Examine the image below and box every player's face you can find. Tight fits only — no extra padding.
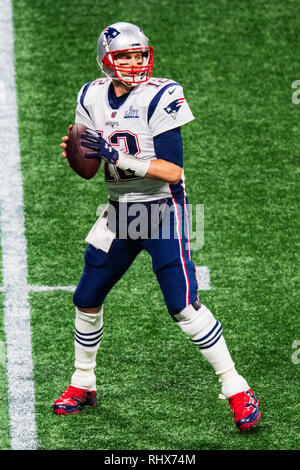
[113,51,144,78]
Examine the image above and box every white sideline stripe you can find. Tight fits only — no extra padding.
[0,0,37,450]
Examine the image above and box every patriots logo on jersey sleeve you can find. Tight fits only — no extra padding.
[164,98,186,120]
[104,27,121,45]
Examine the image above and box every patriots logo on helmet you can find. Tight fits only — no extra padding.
[104,27,120,46]
[164,98,185,120]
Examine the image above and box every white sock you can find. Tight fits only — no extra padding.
[199,334,235,375]
[219,367,250,398]
[71,307,103,390]
[174,303,249,397]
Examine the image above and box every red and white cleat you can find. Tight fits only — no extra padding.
[229,388,261,431]
[53,385,97,415]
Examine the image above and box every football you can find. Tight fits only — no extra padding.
[66,123,101,180]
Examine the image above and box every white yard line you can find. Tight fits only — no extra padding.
[0,269,211,293]
[0,286,76,292]
[195,266,212,290]
[28,285,76,292]
[0,0,37,450]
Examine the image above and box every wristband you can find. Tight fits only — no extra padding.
[116,154,150,178]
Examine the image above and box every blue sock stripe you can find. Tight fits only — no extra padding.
[75,336,102,348]
[197,324,223,347]
[197,330,223,350]
[75,331,103,343]
[191,321,220,344]
[75,326,103,337]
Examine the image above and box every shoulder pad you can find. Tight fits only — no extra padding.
[77,78,109,101]
[90,78,110,87]
[146,80,183,124]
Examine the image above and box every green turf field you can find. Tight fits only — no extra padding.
[0,0,299,450]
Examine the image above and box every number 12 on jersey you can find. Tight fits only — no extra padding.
[96,129,142,182]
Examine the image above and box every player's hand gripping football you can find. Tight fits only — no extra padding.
[80,130,119,164]
[60,124,73,159]
[60,125,118,164]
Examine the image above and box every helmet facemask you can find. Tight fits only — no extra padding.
[99,47,153,86]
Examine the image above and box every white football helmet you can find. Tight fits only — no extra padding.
[97,22,153,86]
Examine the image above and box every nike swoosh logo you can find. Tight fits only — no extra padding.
[168,88,175,94]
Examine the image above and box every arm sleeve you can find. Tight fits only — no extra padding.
[153,127,183,168]
[75,81,94,129]
[148,84,194,137]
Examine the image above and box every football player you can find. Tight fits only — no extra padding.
[54,22,261,432]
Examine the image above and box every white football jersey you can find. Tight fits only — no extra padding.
[75,77,194,202]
